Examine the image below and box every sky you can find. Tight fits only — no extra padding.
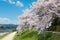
[0,0,37,24]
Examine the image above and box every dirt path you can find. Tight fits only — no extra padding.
[1,32,16,40]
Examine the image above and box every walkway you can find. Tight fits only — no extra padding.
[1,32,16,40]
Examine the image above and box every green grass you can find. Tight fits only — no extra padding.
[13,30,60,40]
[0,32,12,39]
[13,30,38,40]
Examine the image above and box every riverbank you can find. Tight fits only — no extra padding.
[13,30,60,40]
[1,32,16,40]
[0,32,12,39]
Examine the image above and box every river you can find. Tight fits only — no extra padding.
[0,29,13,33]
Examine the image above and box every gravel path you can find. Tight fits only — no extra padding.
[1,32,16,40]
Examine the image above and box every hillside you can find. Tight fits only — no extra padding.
[13,30,60,40]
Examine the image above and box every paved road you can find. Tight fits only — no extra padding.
[1,32,16,40]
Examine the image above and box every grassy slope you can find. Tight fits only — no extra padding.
[13,30,38,40]
[13,30,60,40]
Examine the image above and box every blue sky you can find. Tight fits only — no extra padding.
[0,0,37,24]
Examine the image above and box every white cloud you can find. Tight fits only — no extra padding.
[3,0,24,7]
[0,18,18,24]
[8,0,24,7]
[8,0,15,4]
[16,1,24,7]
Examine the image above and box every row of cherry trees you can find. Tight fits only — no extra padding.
[17,0,60,33]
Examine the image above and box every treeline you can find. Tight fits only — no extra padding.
[0,24,18,30]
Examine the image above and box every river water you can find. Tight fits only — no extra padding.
[0,29,13,33]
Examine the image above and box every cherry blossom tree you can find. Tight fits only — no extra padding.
[17,0,60,33]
